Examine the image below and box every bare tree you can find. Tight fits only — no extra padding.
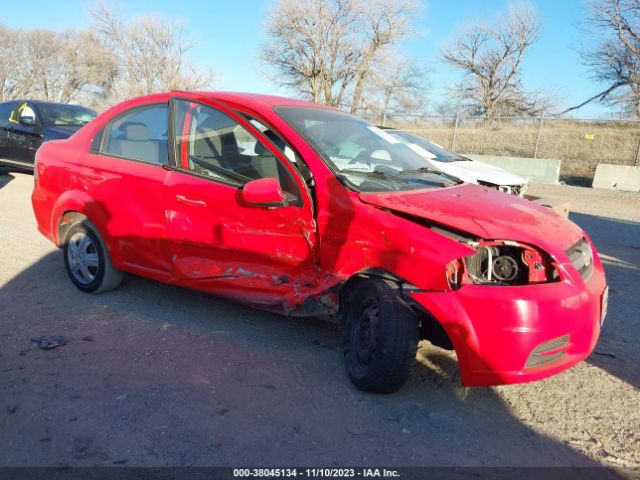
[0,5,211,109]
[562,0,640,116]
[349,0,419,113]
[91,2,212,100]
[359,54,427,124]
[0,25,117,105]
[0,26,24,101]
[441,2,541,118]
[19,30,64,101]
[261,0,360,106]
[58,31,119,104]
[261,0,420,110]
[17,30,117,104]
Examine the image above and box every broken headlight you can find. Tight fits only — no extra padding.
[446,240,557,289]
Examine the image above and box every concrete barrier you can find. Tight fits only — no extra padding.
[592,164,640,192]
[461,154,561,185]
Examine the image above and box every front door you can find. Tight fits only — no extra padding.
[9,102,43,165]
[0,101,18,163]
[164,97,317,307]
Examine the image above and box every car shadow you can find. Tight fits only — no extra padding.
[569,212,640,390]
[0,170,14,190]
[0,251,629,475]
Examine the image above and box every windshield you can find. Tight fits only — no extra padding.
[276,107,459,192]
[37,104,97,126]
[388,130,468,163]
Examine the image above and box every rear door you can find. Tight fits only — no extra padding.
[86,102,171,275]
[164,97,318,305]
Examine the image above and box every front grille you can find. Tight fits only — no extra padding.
[565,238,594,282]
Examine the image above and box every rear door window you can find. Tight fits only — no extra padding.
[100,104,169,164]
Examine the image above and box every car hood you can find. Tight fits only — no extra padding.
[359,183,583,253]
[431,159,528,186]
[42,125,82,140]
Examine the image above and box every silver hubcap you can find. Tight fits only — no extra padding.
[67,232,99,285]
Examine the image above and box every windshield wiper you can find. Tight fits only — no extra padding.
[399,167,462,185]
[339,169,390,178]
[339,168,412,185]
[400,166,442,175]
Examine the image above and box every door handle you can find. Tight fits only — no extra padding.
[176,195,207,208]
[85,172,105,182]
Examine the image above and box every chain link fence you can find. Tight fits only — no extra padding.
[370,114,640,182]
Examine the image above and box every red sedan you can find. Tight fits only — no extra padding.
[31,92,608,393]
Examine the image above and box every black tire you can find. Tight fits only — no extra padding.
[344,279,419,393]
[63,221,123,294]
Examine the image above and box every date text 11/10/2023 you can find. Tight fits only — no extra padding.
[232,468,400,478]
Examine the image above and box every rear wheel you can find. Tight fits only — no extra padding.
[344,279,418,393]
[63,222,123,294]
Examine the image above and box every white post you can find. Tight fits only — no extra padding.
[533,117,543,159]
[451,113,460,151]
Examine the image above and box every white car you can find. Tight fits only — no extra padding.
[387,129,529,197]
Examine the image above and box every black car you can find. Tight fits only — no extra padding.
[0,100,97,169]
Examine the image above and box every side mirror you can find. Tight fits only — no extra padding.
[19,116,36,126]
[241,177,287,208]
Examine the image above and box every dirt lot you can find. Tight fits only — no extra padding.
[1,171,639,471]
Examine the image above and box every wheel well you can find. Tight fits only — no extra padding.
[339,269,404,313]
[58,211,88,245]
[414,308,454,350]
[339,269,454,350]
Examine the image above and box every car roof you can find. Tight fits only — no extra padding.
[0,99,95,110]
[177,91,330,110]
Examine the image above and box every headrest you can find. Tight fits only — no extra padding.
[254,141,268,155]
[123,123,150,141]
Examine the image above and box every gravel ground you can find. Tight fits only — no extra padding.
[0,171,639,472]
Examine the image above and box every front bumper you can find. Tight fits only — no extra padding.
[409,261,607,386]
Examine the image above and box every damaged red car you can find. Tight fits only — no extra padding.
[31,92,608,393]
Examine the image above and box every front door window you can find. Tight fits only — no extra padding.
[173,99,301,205]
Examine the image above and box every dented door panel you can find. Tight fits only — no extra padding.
[164,169,317,300]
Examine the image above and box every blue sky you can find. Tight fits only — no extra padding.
[2,0,612,117]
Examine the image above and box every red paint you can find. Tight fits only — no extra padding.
[241,178,286,206]
[31,91,607,386]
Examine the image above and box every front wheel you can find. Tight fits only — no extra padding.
[344,279,418,393]
[63,222,123,294]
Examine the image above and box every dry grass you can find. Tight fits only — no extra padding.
[390,118,640,180]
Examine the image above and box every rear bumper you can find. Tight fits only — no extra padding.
[409,262,607,386]
[32,186,55,244]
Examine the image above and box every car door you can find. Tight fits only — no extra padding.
[164,96,318,304]
[0,101,15,162]
[86,102,172,275]
[8,102,43,165]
